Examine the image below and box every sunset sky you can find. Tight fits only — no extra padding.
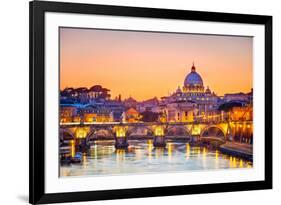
[60,27,253,101]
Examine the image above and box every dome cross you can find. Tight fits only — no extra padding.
[191,61,196,72]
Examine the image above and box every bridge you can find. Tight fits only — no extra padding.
[60,120,253,151]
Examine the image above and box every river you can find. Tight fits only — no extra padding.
[60,139,252,177]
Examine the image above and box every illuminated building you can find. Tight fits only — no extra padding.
[60,105,78,123]
[137,97,159,113]
[164,101,196,122]
[230,105,253,121]
[162,63,220,121]
[82,105,113,122]
[60,103,114,123]
[124,108,140,123]
[124,97,137,109]
[224,89,253,103]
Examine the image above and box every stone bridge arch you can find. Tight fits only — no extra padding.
[126,125,154,138]
[59,128,75,141]
[86,127,114,141]
[165,125,191,137]
[200,125,226,142]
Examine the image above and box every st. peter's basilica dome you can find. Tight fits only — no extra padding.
[184,63,204,87]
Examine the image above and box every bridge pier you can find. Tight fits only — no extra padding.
[153,136,166,147]
[190,135,200,145]
[75,138,89,153]
[115,136,129,149]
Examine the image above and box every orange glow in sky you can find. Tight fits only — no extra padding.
[60,28,252,101]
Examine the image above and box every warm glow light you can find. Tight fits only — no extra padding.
[83,154,87,168]
[154,126,164,136]
[116,127,126,137]
[168,143,173,161]
[186,143,190,160]
[202,147,207,158]
[76,128,87,139]
[147,139,153,160]
[116,149,125,162]
[239,159,243,168]
[215,150,219,160]
[233,157,237,168]
[197,148,201,156]
[192,126,201,135]
[155,148,164,159]
[71,140,75,157]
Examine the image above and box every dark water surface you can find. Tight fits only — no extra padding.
[60,139,252,177]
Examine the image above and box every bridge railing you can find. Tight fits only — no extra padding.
[60,119,253,127]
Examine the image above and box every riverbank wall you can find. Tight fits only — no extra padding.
[219,143,253,161]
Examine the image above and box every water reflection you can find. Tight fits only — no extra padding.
[215,150,219,169]
[147,139,153,161]
[185,143,190,160]
[116,149,126,162]
[61,140,252,177]
[167,142,173,161]
[70,140,75,157]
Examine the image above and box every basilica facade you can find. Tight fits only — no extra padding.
[161,63,221,122]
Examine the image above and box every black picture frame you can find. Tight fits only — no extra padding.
[29,0,272,204]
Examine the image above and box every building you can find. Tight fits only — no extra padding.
[124,97,138,109]
[103,100,125,122]
[230,105,253,121]
[137,97,159,113]
[82,105,113,122]
[60,103,114,123]
[124,108,140,123]
[60,104,78,123]
[223,92,252,103]
[60,103,85,123]
[164,101,196,122]
[160,63,220,122]
[60,63,253,125]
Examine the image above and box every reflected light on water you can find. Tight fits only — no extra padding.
[71,140,75,157]
[116,149,126,163]
[215,150,219,169]
[60,140,253,177]
[61,169,70,177]
[147,140,153,160]
[229,156,237,168]
[155,148,164,159]
[167,142,173,161]
[202,147,207,168]
[197,148,201,156]
[247,163,253,168]
[83,154,87,168]
[185,143,190,160]
[202,147,207,158]
[135,147,142,161]
[90,144,98,158]
[233,157,237,168]
[239,159,243,168]
[215,150,219,160]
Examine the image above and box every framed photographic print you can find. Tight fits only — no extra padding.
[29,0,272,204]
